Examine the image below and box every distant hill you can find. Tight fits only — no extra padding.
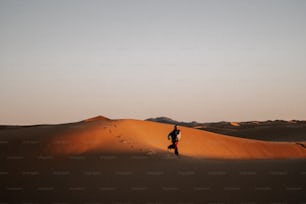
[146,117,306,142]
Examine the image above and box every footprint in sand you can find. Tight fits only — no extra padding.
[115,135,130,145]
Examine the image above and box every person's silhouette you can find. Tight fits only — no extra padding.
[167,125,181,156]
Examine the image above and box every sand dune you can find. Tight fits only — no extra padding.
[1,117,305,159]
[1,116,306,203]
[201,120,306,142]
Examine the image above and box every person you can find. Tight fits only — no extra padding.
[167,125,181,156]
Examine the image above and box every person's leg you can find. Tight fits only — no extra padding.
[168,143,175,149]
[174,142,179,156]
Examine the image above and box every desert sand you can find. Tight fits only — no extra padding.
[1,116,306,203]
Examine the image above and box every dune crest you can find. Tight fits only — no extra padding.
[82,115,110,122]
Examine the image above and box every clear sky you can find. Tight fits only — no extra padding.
[1,0,306,125]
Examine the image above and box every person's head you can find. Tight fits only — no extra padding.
[174,125,178,130]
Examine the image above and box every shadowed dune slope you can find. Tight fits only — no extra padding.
[1,118,306,159]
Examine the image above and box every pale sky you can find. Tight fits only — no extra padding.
[1,0,306,125]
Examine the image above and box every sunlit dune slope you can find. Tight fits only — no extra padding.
[1,118,306,159]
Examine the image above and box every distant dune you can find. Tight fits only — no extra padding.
[230,122,240,127]
[147,117,306,141]
[1,116,305,159]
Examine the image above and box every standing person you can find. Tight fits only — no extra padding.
[167,125,181,156]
